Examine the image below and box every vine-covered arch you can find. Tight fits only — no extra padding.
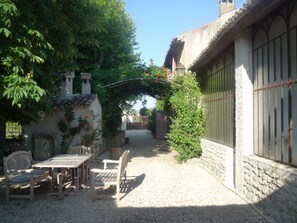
[100,77,172,100]
[98,77,172,138]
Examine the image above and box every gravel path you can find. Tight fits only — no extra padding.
[0,130,267,223]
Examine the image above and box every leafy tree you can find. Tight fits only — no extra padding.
[0,0,139,124]
[139,106,150,116]
[0,1,49,108]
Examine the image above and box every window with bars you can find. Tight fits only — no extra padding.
[201,51,235,147]
[253,1,297,166]
[6,122,22,139]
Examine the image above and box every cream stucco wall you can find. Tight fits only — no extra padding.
[176,11,236,69]
[24,96,102,160]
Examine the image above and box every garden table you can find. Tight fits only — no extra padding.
[33,154,93,199]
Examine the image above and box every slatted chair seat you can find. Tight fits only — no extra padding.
[93,170,118,186]
[3,151,50,201]
[91,150,130,202]
[7,169,48,184]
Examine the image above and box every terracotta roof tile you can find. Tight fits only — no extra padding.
[52,94,97,109]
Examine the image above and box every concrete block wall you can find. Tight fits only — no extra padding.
[201,139,234,189]
[243,155,297,222]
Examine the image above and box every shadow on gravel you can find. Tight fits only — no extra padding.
[121,173,145,200]
[0,198,267,223]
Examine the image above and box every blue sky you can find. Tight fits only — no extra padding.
[123,0,246,66]
[123,0,246,110]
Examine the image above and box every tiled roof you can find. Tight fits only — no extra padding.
[52,94,97,109]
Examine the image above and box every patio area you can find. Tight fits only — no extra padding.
[0,130,267,223]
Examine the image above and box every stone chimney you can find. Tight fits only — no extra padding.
[219,0,236,17]
[246,0,255,4]
[61,71,75,97]
[81,73,92,94]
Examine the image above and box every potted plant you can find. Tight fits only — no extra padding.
[109,145,121,160]
[108,130,125,160]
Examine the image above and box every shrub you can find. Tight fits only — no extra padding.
[148,108,157,138]
[166,73,205,162]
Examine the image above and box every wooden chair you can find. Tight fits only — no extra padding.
[91,150,130,202]
[3,151,49,201]
[68,145,91,155]
[68,145,92,184]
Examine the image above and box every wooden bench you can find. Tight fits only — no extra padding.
[3,151,50,201]
[90,150,130,202]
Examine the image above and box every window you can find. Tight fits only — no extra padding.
[253,2,297,166]
[6,122,22,139]
[201,51,235,147]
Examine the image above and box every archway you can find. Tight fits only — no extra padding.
[101,77,171,99]
[98,77,171,146]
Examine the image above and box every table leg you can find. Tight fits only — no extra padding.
[57,168,63,199]
[49,168,54,193]
[82,162,86,185]
[70,168,78,192]
[69,168,73,184]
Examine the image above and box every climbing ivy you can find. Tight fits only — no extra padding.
[57,108,98,154]
[166,73,205,162]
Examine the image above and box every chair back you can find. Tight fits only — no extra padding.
[118,150,130,179]
[69,146,91,155]
[3,151,32,175]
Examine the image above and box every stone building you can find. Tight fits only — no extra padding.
[24,72,102,160]
[165,0,297,222]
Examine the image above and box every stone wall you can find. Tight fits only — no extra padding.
[243,155,297,222]
[201,139,234,189]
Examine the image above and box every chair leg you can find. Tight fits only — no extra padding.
[5,184,9,201]
[116,184,120,203]
[30,181,34,202]
[91,172,96,202]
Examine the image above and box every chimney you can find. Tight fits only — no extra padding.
[81,73,92,94]
[61,71,74,97]
[219,0,236,17]
[246,0,254,4]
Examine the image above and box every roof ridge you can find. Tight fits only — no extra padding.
[52,94,97,109]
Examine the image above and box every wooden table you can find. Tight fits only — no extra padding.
[33,154,93,199]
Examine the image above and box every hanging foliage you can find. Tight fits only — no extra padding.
[166,73,205,162]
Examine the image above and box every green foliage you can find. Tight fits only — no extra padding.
[144,65,171,79]
[3,73,45,107]
[0,1,49,108]
[57,108,96,153]
[139,106,150,116]
[148,108,157,138]
[0,0,140,126]
[80,113,101,147]
[166,73,205,162]
[58,109,78,153]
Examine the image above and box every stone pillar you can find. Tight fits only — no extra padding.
[234,28,253,193]
[61,71,75,97]
[81,73,92,94]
